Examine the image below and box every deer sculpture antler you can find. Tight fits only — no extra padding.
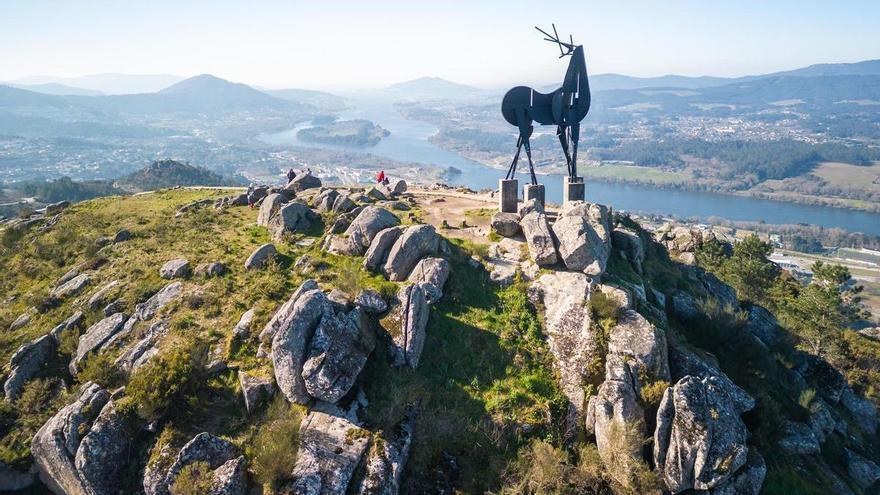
[535,24,576,58]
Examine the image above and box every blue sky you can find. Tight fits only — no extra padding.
[2,0,879,89]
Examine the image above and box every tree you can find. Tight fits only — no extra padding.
[726,235,779,305]
[777,261,863,362]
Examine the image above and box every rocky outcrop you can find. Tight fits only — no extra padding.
[363,227,403,271]
[74,402,131,494]
[245,243,277,270]
[333,194,357,214]
[239,372,275,415]
[485,237,536,286]
[268,203,319,239]
[520,211,557,267]
[551,202,611,275]
[288,403,370,495]
[671,291,699,321]
[4,334,55,401]
[383,225,440,281]
[668,343,755,414]
[9,309,34,330]
[113,228,131,243]
[518,198,543,218]
[584,362,645,483]
[302,309,375,403]
[778,420,820,455]
[381,284,430,368]
[114,320,168,373]
[286,172,322,192]
[134,282,183,321]
[746,305,782,347]
[389,179,407,196]
[490,212,521,238]
[330,206,400,257]
[840,386,878,435]
[407,257,450,303]
[846,448,880,490]
[194,262,227,278]
[159,258,190,279]
[260,279,319,343]
[51,273,91,299]
[50,311,84,344]
[355,290,388,314]
[611,227,644,273]
[527,272,595,418]
[69,313,128,374]
[272,288,332,403]
[32,383,131,495]
[269,281,375,404]
[232,309,255,339]
[710,448,766,495]
[357,407,417,495]
[257,193,289,226]
[608,309,670,383]
[144,433,246,495]
[87,280,120,311]
[653,375,750,493]
[313,189,340,213]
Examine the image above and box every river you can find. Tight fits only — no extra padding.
[260,99,880,236]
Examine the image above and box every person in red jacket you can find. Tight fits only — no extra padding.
[376,170,386,184]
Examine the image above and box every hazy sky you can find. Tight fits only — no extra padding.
[2,0,880,90]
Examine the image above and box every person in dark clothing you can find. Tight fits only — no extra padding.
[286,168,296,183]
[247,183,255,208]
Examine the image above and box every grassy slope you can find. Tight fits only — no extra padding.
[0,189,565,491]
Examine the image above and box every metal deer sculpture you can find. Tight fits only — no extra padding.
[501,25,591,184]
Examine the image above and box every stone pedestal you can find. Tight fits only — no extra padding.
[523,183,545,209]
[563,176,585,203]
[499,179,519,213]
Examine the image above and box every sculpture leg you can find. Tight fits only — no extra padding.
[523,137,537,186]
[505,135,523,180]
[569,123,580,179]
[557,125,573,176]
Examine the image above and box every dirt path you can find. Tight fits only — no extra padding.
[410,189,497,244]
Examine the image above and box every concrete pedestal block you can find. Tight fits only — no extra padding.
[523,183,545,209]
[499,179,519,213]
[563,176,585,203]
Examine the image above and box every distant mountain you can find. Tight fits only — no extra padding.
[769,59,880,78]
[115,159,244,192]
[588,73,735,91]
[65,74,302,116]
[6,82,103,96]
[265,88,346,111]
[383,76,484,100]
[587,59,880,92]
[12,73,185,95]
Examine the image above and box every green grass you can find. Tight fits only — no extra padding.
[359,247,567,492]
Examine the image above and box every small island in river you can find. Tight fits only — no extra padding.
[297,118,390,146]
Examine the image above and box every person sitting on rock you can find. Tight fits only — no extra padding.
[376,170,386,184]
[286,168,296,183]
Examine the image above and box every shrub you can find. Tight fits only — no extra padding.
[335,261,363,298]
[170,461,213,495]
[798,388,816,409]
[77,352,124,389]
[639,380,670,408]
[125,337,208,422]
[248,396,303,489]
[503,439,607,494]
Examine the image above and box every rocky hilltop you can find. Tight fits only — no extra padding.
[0,175,877,494]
